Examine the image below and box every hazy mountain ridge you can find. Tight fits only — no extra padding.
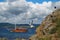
[0,23,40,28]
[29,9,60,40]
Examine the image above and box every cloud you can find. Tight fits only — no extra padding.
[7,0,17,2]
[54,1,60,9]
[0,0,60,24]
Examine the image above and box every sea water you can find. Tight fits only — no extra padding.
[0,27,36,40]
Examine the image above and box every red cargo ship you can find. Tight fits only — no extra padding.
[10,20,34,32]
[11,28,27,32]
[10,23,27,32]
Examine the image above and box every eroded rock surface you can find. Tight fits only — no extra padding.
[29,9,60,40]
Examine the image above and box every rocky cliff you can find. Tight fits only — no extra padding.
[29,9,60,40]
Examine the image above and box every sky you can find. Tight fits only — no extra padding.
[0,0,60,3]
[0,0,5,2]
[27,0,60,3]
[0,0,60,24]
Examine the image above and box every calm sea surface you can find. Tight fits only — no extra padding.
[0,27,36,40]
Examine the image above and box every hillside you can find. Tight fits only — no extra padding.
[29,9,60,40]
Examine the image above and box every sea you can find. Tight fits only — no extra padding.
[0,24,39,40]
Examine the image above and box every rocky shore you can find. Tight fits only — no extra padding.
[29,9,60,40]
[0,38,28,40]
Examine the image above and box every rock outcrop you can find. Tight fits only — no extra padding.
[29,9,60,40]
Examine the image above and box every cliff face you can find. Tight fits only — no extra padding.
[29,9,60,40]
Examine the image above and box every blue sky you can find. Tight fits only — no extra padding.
[26,0,60,3]
[0,0,60,3]
[0,0,5,2]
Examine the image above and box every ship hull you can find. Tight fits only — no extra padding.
[10,28,27,32]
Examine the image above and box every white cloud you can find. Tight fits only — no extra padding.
[0,0,60,24]
[54,1,60,9]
